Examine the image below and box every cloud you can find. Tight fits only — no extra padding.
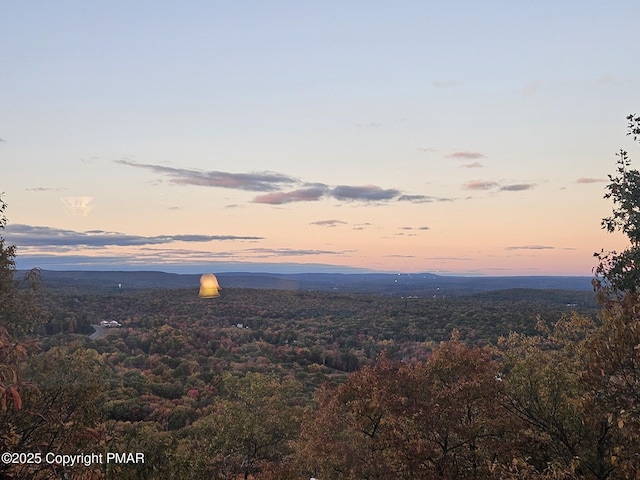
[396,194,437,203]
[4,224,262,248]
[576,177,606,184]
[26,187,64,192]
[241,247,344,257]
[353,223,372,230]
[446,151,486,160]
[79,156,100,164]
[499,183,536,191]
[332,185,401,202]
[460,162,483,168]
[463,180,499,191]
[505,245,555,251]
[117,160,438,205]
[356,122,382,128]
[463,180,536,192]
[116,160,296,192]
[252,187,327,204]
[399,226,429,231]
[311,220,347,227]
[12,249,243,271]
[423,256,474,261]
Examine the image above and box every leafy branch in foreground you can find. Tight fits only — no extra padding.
[594,114,640,295]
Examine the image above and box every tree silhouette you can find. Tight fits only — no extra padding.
[0,194,31,414]
[594,114,640,295]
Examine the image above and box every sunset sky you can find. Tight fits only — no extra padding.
[2,1,638,275]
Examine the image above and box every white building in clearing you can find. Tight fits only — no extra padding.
[100,320,122,328]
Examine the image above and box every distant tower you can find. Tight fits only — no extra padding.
[199,274,220,298]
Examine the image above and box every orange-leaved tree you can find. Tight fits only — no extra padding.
[297,341,512,479]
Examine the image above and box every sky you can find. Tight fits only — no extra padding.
[1,1,639,276]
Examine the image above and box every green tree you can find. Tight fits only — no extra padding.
[500,314,622,479]
[0,194,36,416]
[594,114,640,295]
[587,114,640,477]
[181,372,303,479]
[0,347,111,479]
[582,294,640,478]
[0,193,46,337]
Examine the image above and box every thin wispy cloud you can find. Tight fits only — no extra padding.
[4,224,263,248]
[463,181,536,192]
[397,194,436,203]
[460,162,483,169]
[576,177,606,184]
[463,180,500,191]
[311,220,347,227]
[332,185,401,202]
[499,183,536,191]
[399,226,430,231]
[446,151,486,160]
[14,247,243,268]
[116,160,296,192]
[252,187,327,204]
[26,187,64,192]
[138,247,238,259]
[79,156,100,164]
[423,256,474,261]
[353,223,372,230]
[505,245,554,251]
[241,247,344,257]
[418,147,439,153]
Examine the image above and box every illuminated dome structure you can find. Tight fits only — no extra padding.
[199,273,220,298]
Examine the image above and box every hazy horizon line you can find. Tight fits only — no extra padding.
[15,262,594,278]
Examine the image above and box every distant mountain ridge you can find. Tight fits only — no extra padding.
[29,270,595,297]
